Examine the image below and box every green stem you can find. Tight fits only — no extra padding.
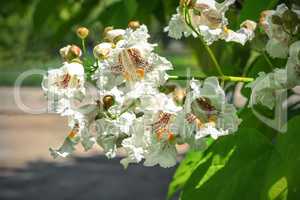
[81,39,87,55]
[220,76,254,82]
[183,6,224,76]
[262,51,274,70]
[168,75,253,82]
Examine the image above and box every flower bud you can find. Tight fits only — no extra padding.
[76,27,89,39]
[128,21,140,30]
[93,42,113,60]
[103,95,115,110]
[59,45,82,62]
[103,26,114,37]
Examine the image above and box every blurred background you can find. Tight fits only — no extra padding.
[0,0,298,199]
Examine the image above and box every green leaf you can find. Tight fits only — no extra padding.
[181,128,273,200]
[167,151,204,199]
[173,116,300,200]
[239,0,278,23]
[261,116,300,200]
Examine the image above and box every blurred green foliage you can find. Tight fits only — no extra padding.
[0,0,290,86]
[0,0,298,87]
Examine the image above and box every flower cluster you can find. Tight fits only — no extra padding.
[43,22,240,168]
[164,0,257,45]
[248,4,300,109]
[42,1,300,168]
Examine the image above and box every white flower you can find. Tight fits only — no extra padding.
[49,131,80,158]
[94,25,172,88]
[143,141,177,168]
[143,124,177,168]
[42,62,85,96]
[120,118,148,168]
[42,62,85,115]
[93,42,114,60]
[195,122,228,140]
[49,104,99,158]
[140,92,182,115]
[104,28,126,43]
[223,20,257,45]
[164,8,193,39]
[260,4,300,58]
[165,0,255,45]
[136,93,181,168]
[247,69,287,109]
[182,77,240,141]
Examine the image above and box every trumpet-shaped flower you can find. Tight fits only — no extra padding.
[260,4,300,58]
[42,61,85,115]
[94,25,172,89]
[181,77,240,141]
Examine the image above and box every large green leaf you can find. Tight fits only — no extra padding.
[260,116,300,200]
[173,116,300,200]
[167,151,204,199]
[181,127,273,200]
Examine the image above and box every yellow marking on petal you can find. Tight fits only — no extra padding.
[223,26,229,35]
[136,68,145,79]
[68,130,77,138]
[156,128,165,141]
[195,118,204,129]
[208,115,217,123]
[123,72,131,81]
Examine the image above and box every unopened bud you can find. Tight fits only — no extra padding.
[103,95,115,110]
[128,21,140,30]
[103,26,114,37]
[93,43,113,60]
[76,27,89,39]
[59,45,82,62]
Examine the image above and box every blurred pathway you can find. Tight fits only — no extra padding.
[0,87,180,200]
[0,157,176,200]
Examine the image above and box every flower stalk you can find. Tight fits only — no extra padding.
[167,75,253,82]
[81,39,87,55]
[183,5,224,76]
